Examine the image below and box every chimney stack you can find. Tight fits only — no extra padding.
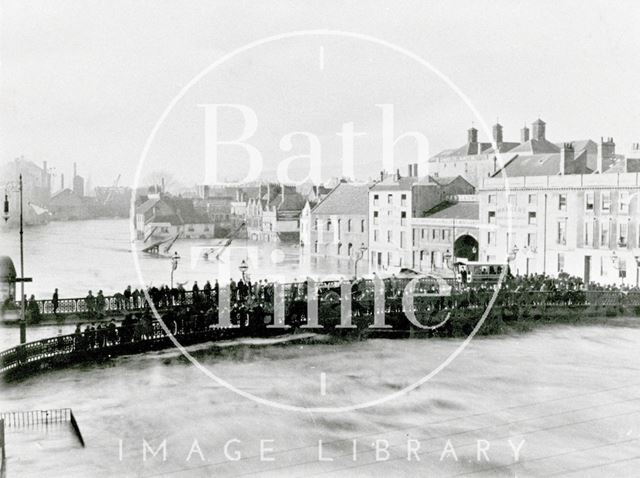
[467,127,478,144]
[413,163,419,177]
[407,164,413,177]
[597,137,616,173]
[379,171,384,182]
[395,168,401,181]
[521,125,530,143]
[560,143,574,175]
[492,123,503,144]
[531,119,546,141]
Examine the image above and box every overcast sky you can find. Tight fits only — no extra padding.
[1,0,639,188]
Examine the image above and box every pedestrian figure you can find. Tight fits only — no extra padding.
[52,288,59,314]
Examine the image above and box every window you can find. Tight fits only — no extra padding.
[558,194,567,212]
[401,211,407,226]
[412,229,417,246]
[373,211,379,225]
[488,194,496,204]
[527,232,537,248]
[619,258,627,278]
[601,192,611,212]
[337,219,341,237]
[528,212,536,225]
[373,194,379,206]
[421,229,425,239]
[508,194,516,207]
[584,222,592,247]
[557,253,565,272]
[387,230,392,243]
[487,231,495,245]
[585,192,594,211]
[387,194,393,205]
[347,243,353,256]
[360,219,365,233]
[618,222,629,247]
[488,211,496,224]
[528,194,537,205]
[557,220,567,245]
[400,231,405,248]
[326,219,332,231]
[619,191,629,214]
[444,229,450,241]
[401,194,407,206]
[373,230,379,242]
[347,219,352,232]
[314,241,318,253]
[600,220,610,248]
[432,229,436,240]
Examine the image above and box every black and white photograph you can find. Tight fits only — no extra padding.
[1,1,640,476]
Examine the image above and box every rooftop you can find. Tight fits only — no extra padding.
[423,201,479,220]
[312,182,371,215]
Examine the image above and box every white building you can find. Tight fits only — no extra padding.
[478,173,640,286]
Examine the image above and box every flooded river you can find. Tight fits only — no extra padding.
[2,322,640,476]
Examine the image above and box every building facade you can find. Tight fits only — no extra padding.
[300,182,371,262]
[478,173,640,286]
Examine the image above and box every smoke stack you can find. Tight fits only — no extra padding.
[413,163,419,177]
[521,125,530,143]
[407,165,413,177]
[560,143,574,175]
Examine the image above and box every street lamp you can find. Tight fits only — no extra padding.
[4,174,32,344]
[170,251,180,288]
[443,249,452,269]
[239,259,249,281]
[353,243,367,278]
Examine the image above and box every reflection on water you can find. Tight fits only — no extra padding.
[0,219,362,299]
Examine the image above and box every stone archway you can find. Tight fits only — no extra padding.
[454,234,478,261]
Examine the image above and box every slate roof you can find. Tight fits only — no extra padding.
[423,201,479,220]
[508,138,560,155]
[311,182,371,215]
[492,149,593,178]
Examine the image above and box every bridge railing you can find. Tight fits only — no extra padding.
[8,279,640,319]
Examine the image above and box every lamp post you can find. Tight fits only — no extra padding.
[239,259,249,281]
[443,249,452,269]
[353,243,367,278]
[507,245,519,276]
[170,251,180,288]
[3,174,32,344]
[611,251,625,285]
